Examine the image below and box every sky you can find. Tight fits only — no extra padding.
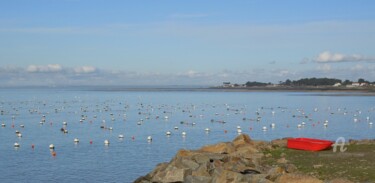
[1,0,375,86]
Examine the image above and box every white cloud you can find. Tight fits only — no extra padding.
[317,64,332,72]
[74,66,97,74]
[26,64,63,73]
[314,51,375,63]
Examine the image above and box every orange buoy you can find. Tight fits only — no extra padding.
[51,151,56,157]
[224,130,227,133]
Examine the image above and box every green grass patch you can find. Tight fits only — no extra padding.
[262,144,375,182]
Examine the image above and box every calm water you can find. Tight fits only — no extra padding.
[0,88,374,182]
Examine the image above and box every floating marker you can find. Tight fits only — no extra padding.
[104,140,110,145]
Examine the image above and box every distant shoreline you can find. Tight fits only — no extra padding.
[1,85,375,95]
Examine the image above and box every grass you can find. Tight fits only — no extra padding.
[262,144,375,182]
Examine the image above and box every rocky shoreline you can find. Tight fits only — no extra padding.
[135,134,362,183]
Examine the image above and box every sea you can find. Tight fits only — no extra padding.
[0,87,374,183]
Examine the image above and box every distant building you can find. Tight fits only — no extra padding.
[351,82,360,87]
[222,82,232,87]
[333,83,342,87]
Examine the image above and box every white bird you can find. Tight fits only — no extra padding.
[166,131,171,136]
[181,132,186,137]
[74,138,79,143]
[262,126,267,131]
[49,144,55,149]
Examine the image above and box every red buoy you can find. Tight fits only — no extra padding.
[31,144,35,149]
[224,130,227,133]
[90,140,93,144]
[132,136,135,140]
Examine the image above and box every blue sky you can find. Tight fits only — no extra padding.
[1,0,375,86]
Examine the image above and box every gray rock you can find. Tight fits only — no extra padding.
[184,175,212,183]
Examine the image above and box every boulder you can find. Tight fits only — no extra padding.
[200,142,235,154]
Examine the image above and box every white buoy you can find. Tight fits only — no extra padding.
[262,126,267,131]
[63,129,68,133]
[49,144,55,149]
[205,128,210,132]
[63,121,67,125]
[174,126,178,130]
[166,131,171,136]
[366,116,370,121]
[192,122,196,126]
[369,122,373,125]
[324,123,328,127]
[270,123,276,128]
[297,124,302,128]
[17,133,22,137]
[104,140,110,145]
[14,142,20,148]
[237,129,242,134]
[354,118,358,122]
[20,124,25,128]
[181,132,186,137]
[1,123,5,127]
[109,127,113,130]
[137,121,142,125]
[237,126,241,129]
[147,136,152,141]
[74,138,79,143]
[118,134,124,138]
[301,122,306,126]
[164,116,169,119]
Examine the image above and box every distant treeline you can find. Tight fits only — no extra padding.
[283,78,341,86]
[240,77,374,87]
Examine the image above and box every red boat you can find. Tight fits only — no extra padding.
[287,138,333,151]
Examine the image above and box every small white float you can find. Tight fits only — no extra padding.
[104,140,110,145]
[14,142,20,148]
[147,136,152,141]
[166,131,171,136]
